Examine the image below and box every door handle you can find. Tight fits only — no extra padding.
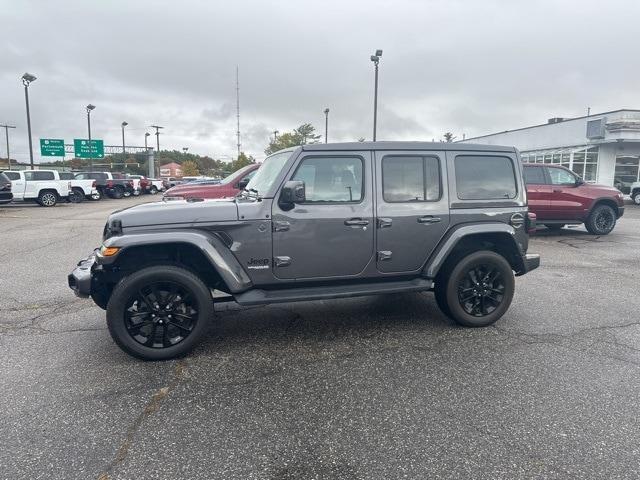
[417,216,441,224]
[552,188,562,193]
[344,218,369,226]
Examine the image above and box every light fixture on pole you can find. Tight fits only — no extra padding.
[86,104,96,170]
[121,121,128,155]
[21,73,37,168]
[370,49,382,141]
[273,130,279,142]
[144,132,150,150]
[1,124,16,170]
[324,108,330,143]
[150,125,164,177]
[182,147,188,154]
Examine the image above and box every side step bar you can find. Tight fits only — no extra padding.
[234,278,433,306]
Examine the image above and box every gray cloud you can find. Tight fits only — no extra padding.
[1,0,639,164]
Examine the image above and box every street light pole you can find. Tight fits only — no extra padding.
[144,132,150,151]
[86,104,95,170]
[324,108,330,143]
[121,121,128,155]
[21,73,37,168]
[273,130,279,142]
[1,124,16,170]
[370,49,382,141]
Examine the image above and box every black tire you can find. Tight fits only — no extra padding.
[544,224,564,231]
[437,250,515,328]
[69,188,84,203]
[106,265,213,360]
[90,189,102,201]
[632,191,640,206]
[38,190,58,207]
[123,189,132,198]
[585,204,617,235]
[110,186,125,199]
[150,186,158,195]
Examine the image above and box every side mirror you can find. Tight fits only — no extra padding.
[280,180,306,205]
[575,178,585,186]
[236,178,249,189]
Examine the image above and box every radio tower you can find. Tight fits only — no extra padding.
[236,66,241,158]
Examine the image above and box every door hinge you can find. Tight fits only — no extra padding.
[274,256,291,267]
[377,251,392,261]
[273,221,290,232]
[377,217,393,229]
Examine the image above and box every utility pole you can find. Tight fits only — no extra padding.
[236,66,241,158]
[324,108,330,143]
[150,125,163,178]
[1,124,16,170]
[273,130,279,143]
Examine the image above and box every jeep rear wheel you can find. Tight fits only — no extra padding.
[437,250,515,327]
[106,266,213,360]
[585,204,616,235]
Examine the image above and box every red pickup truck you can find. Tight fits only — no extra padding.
[523,164,624,235]
[163,164,260,200]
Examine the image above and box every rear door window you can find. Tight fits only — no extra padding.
[523,166,547,185]
[382,155,441,202]
[24,171,55,181]
[3,171,20,180]
[455,155,517,200]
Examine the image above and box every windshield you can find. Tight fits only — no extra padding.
[245,151,292,196]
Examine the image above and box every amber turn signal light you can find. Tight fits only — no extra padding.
[100,246,120,257]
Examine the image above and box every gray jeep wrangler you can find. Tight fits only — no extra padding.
[69,142,539,360]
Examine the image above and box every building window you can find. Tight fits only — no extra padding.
[521,146,599,182]
[614,155,640,194]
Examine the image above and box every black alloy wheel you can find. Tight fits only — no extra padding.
[106,265,213,360]
[437,250,515,327]
[457,264,505,317]
[125,281,198,349]
[585,204,616,235]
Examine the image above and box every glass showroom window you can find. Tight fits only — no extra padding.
[614,155,639,194]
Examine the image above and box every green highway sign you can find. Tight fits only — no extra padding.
[73,139,104,158]
[39,138,65,157]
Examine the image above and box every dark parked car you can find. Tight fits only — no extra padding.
[69,142,539,360]
[0,172,13,204]
[523,163,624,234]
[74,172,134,199]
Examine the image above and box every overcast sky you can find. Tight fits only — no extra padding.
[1,0,639,164]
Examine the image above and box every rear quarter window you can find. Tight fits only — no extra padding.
[455,155,517,200]
[3,171,20,180]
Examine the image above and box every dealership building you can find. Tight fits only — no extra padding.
[460,109,640,193]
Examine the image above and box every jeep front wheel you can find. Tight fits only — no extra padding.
[436,251,515,327]
[106,266,213,360]
[585,204,616,235]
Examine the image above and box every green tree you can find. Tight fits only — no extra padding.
[228,152,255,172]
[443,132,457,143]
[265,123,321,155]
[181,160,200,176]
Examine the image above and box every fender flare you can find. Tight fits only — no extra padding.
[423,223,521,278]
[98,230,253,293]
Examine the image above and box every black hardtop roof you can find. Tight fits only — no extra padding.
[301,141,515,153]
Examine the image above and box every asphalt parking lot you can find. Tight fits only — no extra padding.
[1,197,639,480]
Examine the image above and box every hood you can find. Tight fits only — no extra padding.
[165,183,227,196]
[585,182,623,195]
[109,198,239,228]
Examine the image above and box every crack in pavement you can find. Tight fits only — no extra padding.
[0,297,97,334]
[97,360,188,480]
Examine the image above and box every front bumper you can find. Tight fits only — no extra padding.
[618,206,625,218]
[67,253,97,298]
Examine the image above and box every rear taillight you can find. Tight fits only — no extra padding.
[526,212,537,234]
[2,182,10,191]
[92,180,96,188]
[68,181,72,190]
[128,180,133,186]
[107,180,113,188]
